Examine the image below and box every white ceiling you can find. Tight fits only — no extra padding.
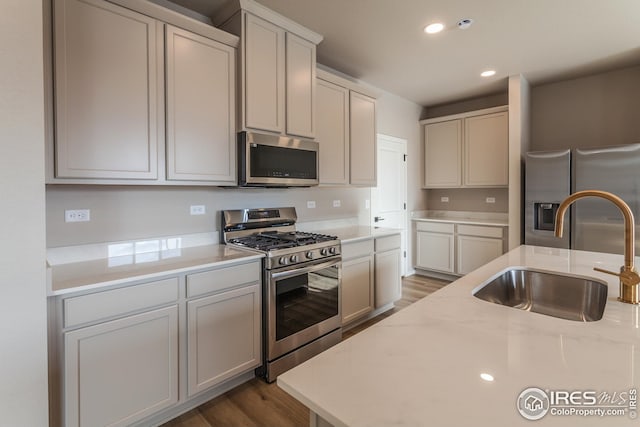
[167,0,640,106]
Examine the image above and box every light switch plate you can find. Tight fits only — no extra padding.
[333,200,341,208]
[307,201,316,209]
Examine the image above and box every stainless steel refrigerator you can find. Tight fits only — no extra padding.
[524,143,640,254]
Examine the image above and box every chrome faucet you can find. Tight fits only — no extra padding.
[555,190,640,304]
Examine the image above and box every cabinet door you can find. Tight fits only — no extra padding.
[456,235,504,275]
[374,249,401,308]
[350,91,377,186]
[416,231,455,273]
[423,120,462,188]
[64,306,178,427]
[342,256,374,324]
[53,0,160,179]
[317,78,349,185]
[166,25,236,183]
[243,13,285,133]
[286,32,316,138]
[187,284,261,396]
[464,111,508,187]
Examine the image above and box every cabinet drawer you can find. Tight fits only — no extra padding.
[341,239,374,260]
[457,224,504,238]
[187,261,261,298]
[415,221,454,234]
[375,234,401,252]
[64,277,179,328]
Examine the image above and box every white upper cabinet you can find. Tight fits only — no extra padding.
[316,78,349,185]
[423,120,462,188]
[286,32,316,138]
[49,0,240,185]
[350,91,377,186]
[53,0,161,179]
[215,0,323,138]
[316,69,378,187]
[243,13,286,133]
[421,106,508,189]
[464,111,509,186]
[165,25,236,183]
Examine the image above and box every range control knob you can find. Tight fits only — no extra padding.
[290,255,299,263]
[306,251,314,259]
[320,248,329,256]
[329,247,337,255]
[278,257,288,265]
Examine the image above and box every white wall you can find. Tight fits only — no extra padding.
[0,1,49,425]
[375,89,426,274]
[508,75,531,249]
[531,65,640,150]
[376,89,427,214]
[47,185,371,246]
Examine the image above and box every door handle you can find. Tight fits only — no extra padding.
[374,216,385,222]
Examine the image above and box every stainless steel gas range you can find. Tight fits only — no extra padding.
[221,207,342,382]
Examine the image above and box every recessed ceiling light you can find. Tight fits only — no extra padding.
[480,373,495,382]
[481,70,496,77]
[424,23,445,34]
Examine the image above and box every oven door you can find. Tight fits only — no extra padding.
[266,257,341,361]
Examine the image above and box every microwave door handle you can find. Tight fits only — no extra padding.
[270,258,341,280]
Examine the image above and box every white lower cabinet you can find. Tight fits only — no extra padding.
[457,235,504,275]
[415,222,455,273]
[374,235,402,308]
[341,256,374,324]
[415,221,506,276]
[187,284,261,396]
[456,224,505,275]
[63,306,179,427]
[340,233,402,327]
[52,259,262,427]
[341,239,375,325]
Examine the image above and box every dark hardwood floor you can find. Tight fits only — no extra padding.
[162,274,449,427]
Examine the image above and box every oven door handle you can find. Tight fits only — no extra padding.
[270,258,341,280]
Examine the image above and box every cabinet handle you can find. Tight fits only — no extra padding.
[374,216,385,222]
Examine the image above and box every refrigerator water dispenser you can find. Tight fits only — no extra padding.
[534,203,560,231]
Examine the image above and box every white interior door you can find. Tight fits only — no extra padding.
[371,134,408,275]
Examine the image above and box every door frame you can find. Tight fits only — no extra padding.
[372,133,408,276]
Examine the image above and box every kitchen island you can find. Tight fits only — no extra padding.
[277,245,640,426]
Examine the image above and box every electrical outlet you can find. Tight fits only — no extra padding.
[307,201,316,209]
[65,209,90,223]
[333,200,341,208]
[190,205,206,215]
[441,196,449,203]
[486,197,496,204]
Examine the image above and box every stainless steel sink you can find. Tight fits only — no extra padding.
[473,269,608,322]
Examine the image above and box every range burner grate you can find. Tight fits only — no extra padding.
[229,231,337,251]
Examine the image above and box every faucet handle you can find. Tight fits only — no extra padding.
[594,267,640,285]
[594,267,621,277]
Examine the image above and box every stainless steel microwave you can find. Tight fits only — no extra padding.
[238,131,319,187]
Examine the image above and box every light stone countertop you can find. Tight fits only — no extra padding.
[278,245,640,427]
[46,226,399,296]
[48,244,263,296]
[412,210,509,227]
[317,226,401,244]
